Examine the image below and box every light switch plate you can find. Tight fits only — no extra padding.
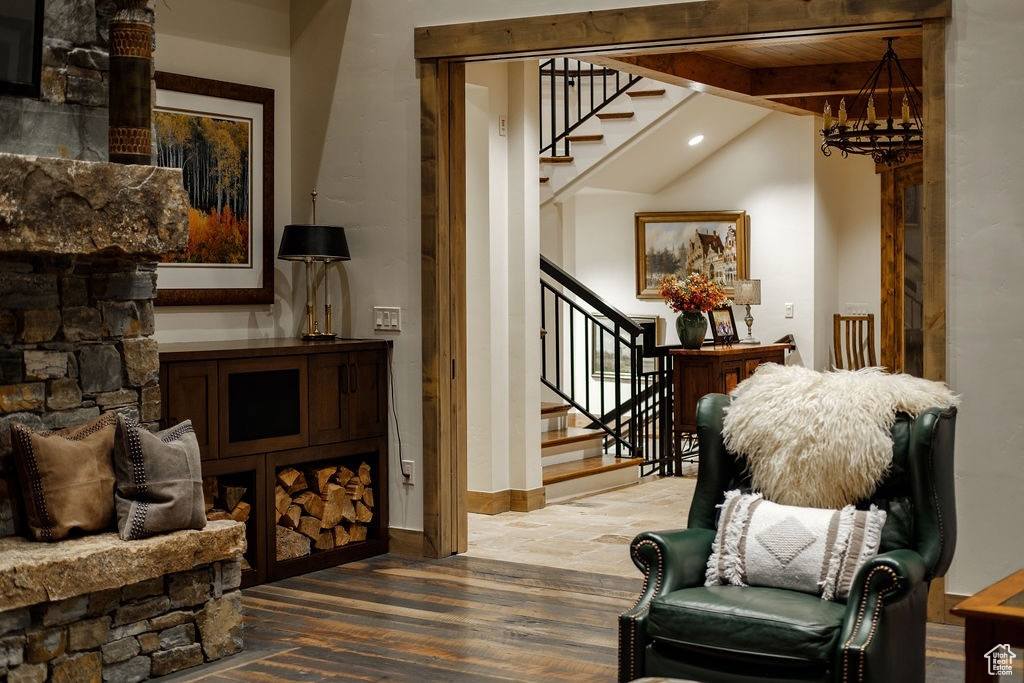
[373,306,401,331]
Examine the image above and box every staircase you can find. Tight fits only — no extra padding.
[540,402,642,503]
[539,58,694,201]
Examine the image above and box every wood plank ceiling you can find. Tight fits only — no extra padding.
[590,28,923,119]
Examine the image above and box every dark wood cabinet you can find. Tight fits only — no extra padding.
[309,349,387,445]
[159,338,390,587]
[671,343,789,433]
[162,360,219,460]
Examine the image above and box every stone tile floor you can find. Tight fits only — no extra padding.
[466,475,697,578]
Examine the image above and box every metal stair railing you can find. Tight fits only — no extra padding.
[540,255,676,475]
[539,57,641,157]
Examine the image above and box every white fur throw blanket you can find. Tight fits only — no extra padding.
[722,365,959,508]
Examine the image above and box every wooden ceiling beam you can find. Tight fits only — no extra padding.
[774,95,907,118]
[750,59,922,98]
[414,0,950,60]
[589,54,809,117]
[609,52,753,95]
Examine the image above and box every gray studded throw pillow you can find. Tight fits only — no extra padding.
[705,490,887,601]
[113,415,206,540]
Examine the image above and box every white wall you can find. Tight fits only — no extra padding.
[153,0,294,342]
[815,140,881,367]
[571,113,825,366]
[946,0,1024,594]
[465,67,512,494]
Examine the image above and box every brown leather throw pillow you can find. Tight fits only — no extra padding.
[10,413,118,542]
[113,415,206,540]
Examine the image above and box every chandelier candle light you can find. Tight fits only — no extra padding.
[820,38,923,166]
[277,190,351,340]
[733,279,761,345]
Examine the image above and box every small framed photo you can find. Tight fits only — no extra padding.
[708,307,739,345]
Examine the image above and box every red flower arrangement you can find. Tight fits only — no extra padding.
[659,272,729,313]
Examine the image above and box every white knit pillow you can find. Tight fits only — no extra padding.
[705,490,887,601]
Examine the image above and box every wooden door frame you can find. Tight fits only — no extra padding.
[880,160,924,373]
[416,0,950,558]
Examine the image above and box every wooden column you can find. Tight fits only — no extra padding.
[108,0,153,164]
[420,59,468,558]
[921,19,947,383]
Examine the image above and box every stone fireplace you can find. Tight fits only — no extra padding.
[0,153,245,682]
[0,152,187,536]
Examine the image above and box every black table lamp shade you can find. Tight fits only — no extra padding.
[278,224,350,340]
[278,224,350,261]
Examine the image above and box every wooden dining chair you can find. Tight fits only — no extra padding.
[833,313,877,369]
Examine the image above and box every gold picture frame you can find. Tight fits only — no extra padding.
[635,211,749,300]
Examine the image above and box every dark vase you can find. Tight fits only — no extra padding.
[676,311,708,350]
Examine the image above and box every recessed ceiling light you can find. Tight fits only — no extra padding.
[688,134,704,146]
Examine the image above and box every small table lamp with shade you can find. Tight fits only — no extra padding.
[733,279,761,344]
[277,190,350,340]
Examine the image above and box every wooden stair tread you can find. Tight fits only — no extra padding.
[543,455,644,485]
[566,134,604,142]
[541,402,570,417]
[541,427,602,449]
[596,111,634,120]
[628,88,666,97]
[540,155,574,164]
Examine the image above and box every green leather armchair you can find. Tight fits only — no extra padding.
[619,393,957,683]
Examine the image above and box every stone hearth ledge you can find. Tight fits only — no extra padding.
[0,519,246,612]
[0,152,188,257]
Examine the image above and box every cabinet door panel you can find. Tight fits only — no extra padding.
[165,361,218,460]
[344,350,387,440]
[720,361,743,394]
[309,353,346,445]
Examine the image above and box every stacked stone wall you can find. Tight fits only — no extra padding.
[0,256,162,538]
[0,1,124,160]
[0,558,243,682]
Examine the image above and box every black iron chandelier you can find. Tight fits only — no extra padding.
[820,38,923,166]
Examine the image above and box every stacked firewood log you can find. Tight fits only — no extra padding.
[203,477,253,569]
[274,462,374,560]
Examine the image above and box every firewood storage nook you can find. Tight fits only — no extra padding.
[159,338,390,586]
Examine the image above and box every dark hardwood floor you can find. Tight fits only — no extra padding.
[165,554,965,682]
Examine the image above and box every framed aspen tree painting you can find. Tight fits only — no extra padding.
[153,72,274,306]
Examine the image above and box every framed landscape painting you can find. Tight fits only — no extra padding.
[153,72,275,306]
[635,211,749,300]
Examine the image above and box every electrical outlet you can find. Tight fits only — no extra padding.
[401,459,414,483]
[373,306,401,331]
[784,303,794,318]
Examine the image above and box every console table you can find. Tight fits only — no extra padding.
[670,343,789,434]
[159,337,390,587]
[952,569,1024,681]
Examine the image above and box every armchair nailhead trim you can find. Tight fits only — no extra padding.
[621,539,665,682]
[841,565,900,682]
[927,422,946,575]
